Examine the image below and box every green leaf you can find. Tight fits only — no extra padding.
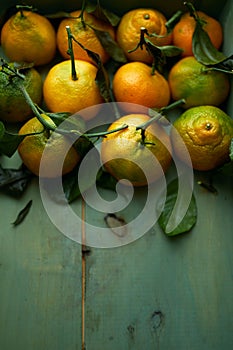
[13,61,34,70]
[184,1,233,73]
[197,180,218,194]
[62,165,82,203]
[86,1,120,27]
[12,199,33,226]
[0,164,33,197]
[128,27,183,72]
[95,62,111,102]
[143,38,183,72]
[193,21,227,65]
[96,167,117,191]
[63,145,100,203]
[217,160,233,177]
[154,44,183,57]
[74,135,94,158]
[0,118,44,158]
[44,11,73,19]
[0,132,26,157]
[71,35,111,102]
[144,38,183,57]
[158,178,197,236]
[208,58,233,74]
[94,29,127,63]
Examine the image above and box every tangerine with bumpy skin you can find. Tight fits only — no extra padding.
[116,8,172,64]
[1,10,56,66]
[101,114,172,186]
[18,115,80,178]
[112,61,170,111]
[171,105,233,171]
[172,11,223,57]
[168,56,230,109]
[56,10,115,65]
[43,59,104,116]
[0,64,43,123]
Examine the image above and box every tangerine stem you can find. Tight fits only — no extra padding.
[80,0,86,28]
[0,59,25,80]
[66,26,78,81]
[136,99,186,130]
[19,84,128,140]
[159,98,186,113]
[165,10,183,33]
[86,124,128,138]
[184,2,206,26]
[16,5,34,18]
[128,27,148,54]
[18,84,56,132]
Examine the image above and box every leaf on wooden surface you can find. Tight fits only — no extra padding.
[0,164,33,197]
[12,199,33,226]
[104,213,127,237]
[158,178,197,236]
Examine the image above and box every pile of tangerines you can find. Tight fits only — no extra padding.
[0,4,232,185]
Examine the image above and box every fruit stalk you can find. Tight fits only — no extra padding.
[136,99,186,130]
[18,84,56,132]
[16,5,34,18]
[19,83,128,139]
[66,26,78,81]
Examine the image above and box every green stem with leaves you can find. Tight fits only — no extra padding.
[19,84,127,138]
[18,85,56,132]
[18,82,127,142]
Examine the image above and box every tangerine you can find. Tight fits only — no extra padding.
[43,59,104,117]
[172,11,223,57]
[18,114,80,178]
[171,105,233,171]
[1,10,56,66]
[116,8,172,64]
[56,10,115,64]
[112,61,170,111]
[0,64,43,123]
[168,56,230,109]
[101,114,172,186]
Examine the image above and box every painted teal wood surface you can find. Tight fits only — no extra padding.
[0,1,233,350]
[84,177,233,349]
[0,175,83,349]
